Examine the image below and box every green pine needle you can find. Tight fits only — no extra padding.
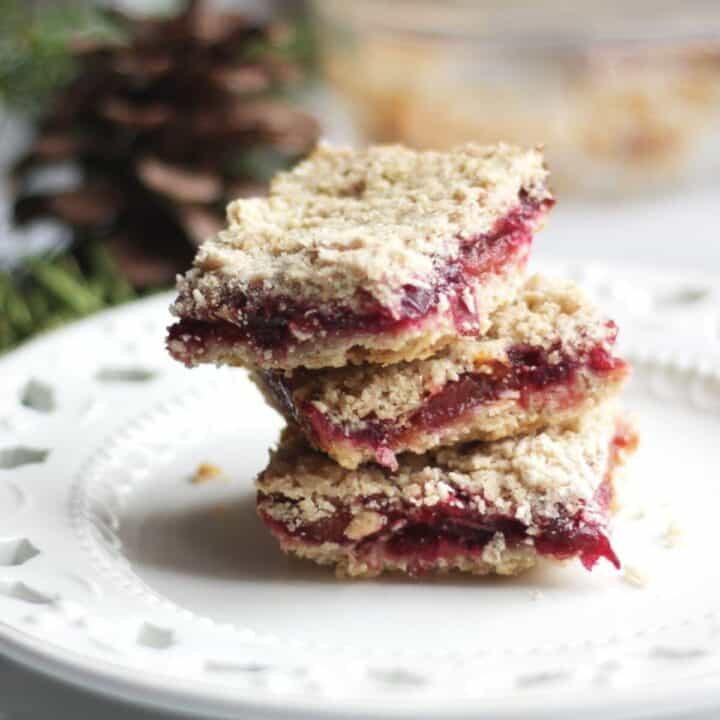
[0,243,137,353]
[0,0,122,112]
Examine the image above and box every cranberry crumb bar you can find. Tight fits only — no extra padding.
[256,404,638,578]
[167,143,553,370]
[254,275,629,470]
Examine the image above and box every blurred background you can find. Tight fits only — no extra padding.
[1,0,719,353]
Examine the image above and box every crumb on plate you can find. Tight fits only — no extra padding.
[662,520,684,549]
[622,564,648,588]
[191,462,223,484]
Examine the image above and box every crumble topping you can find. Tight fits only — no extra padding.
[257,402,620,527]
[481,532,508,565]
[491,274,608,349]
[344,510,387,540]
[264,275,619,428]
[171,142,550,316]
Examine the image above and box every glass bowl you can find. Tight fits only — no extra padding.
[312,0,720,196]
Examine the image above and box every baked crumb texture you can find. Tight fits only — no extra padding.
[255,275,629,469]
[167,143,553,370]
[191,462,223,484]
[256,404,639,579]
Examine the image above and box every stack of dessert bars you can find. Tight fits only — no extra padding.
[167,143,638,579]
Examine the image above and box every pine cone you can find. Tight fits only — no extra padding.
[12,0,320,288]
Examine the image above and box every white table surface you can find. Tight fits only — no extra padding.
[1,172,719,717]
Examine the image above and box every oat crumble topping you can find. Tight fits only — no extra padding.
[172,142,550,316]
[257,403,619,528]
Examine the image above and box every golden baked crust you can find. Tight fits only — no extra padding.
[254,275,629,468]
[277,539,539,579]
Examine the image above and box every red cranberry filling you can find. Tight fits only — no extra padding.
[168,194,552,362]
[265,336,627,466]
[258,431,627,574]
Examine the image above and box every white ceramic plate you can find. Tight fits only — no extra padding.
[2,262,720,720]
